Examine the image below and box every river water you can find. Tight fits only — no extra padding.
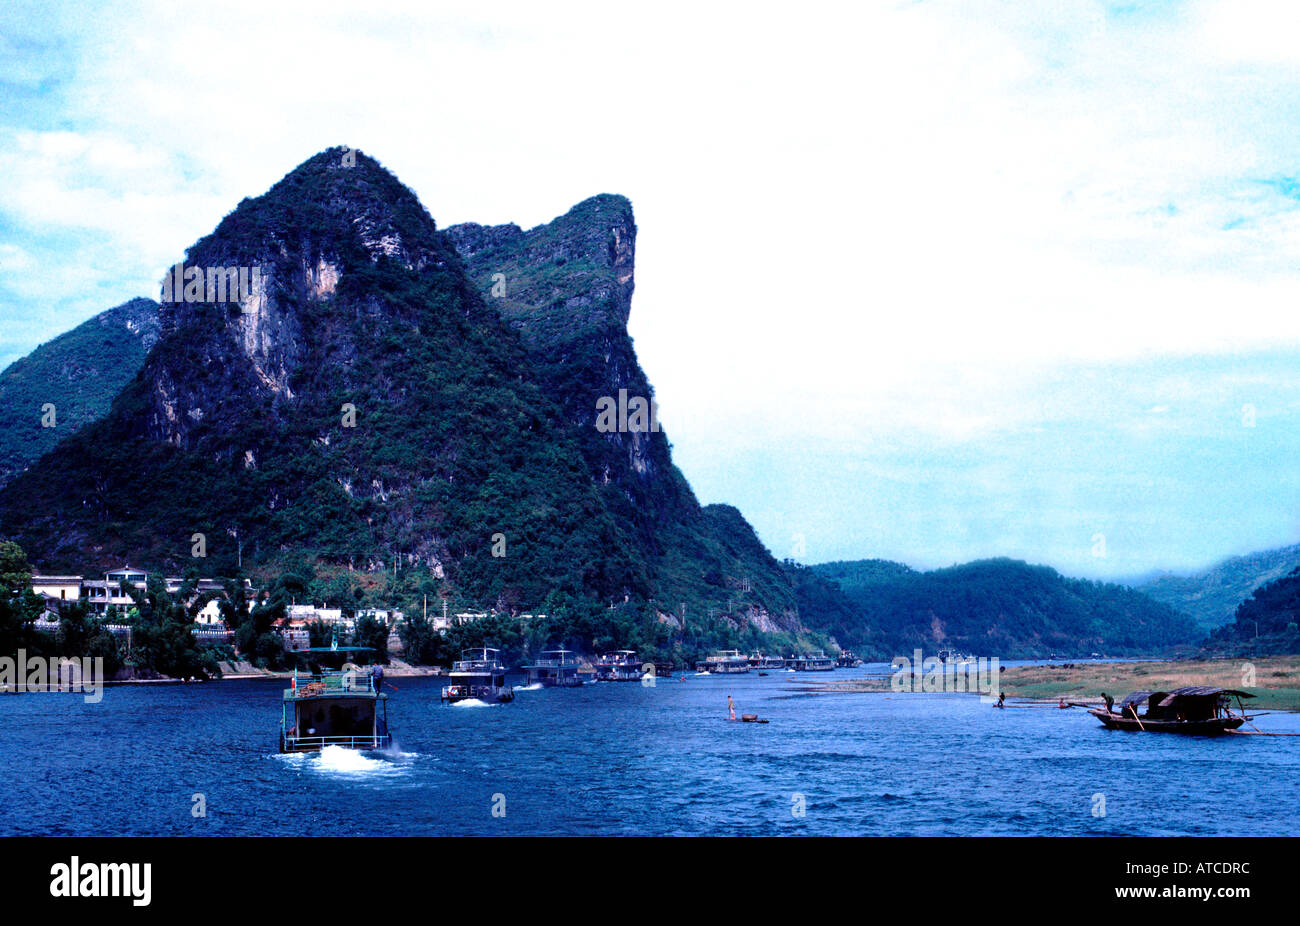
[3,664,1297,836]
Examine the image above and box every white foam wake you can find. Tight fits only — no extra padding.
[316,745,388,772]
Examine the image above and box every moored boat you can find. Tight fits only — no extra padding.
[695,649,751,674]
[794,651,835,671]
[1088,687,1254,736]
[442,647,514,704]
[594,650,643,681]
[523,648,585,687]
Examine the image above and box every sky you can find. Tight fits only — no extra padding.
[3,0,1300,579]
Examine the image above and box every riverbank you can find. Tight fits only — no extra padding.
[997,655,1300,711]
[97,657,446,686]
[784,655,1300,711]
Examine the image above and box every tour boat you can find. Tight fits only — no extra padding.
[280,663,390,752]
[441,647,514,704]
[695,649,752,674]
[594,650,643,681]
[522,648,585,687]
[793,651,835,671]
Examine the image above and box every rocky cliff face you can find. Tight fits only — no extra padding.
[447,199,801,632]
[0,149,800,632]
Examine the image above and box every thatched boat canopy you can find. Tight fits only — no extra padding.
[1157,686,1254,704]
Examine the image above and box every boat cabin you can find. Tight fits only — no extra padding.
[795,652,835,671]
[594,650,642,681]
[696,649,751,673]
[523,649,585,687]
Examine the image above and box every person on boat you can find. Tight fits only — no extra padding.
[996,691,1006,708]
[728,695,736,721]
[1102,692,1114,713]
[373,664,384,694]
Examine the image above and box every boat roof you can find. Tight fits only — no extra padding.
[1119,687,1254,709]
[1117,691,1156,709]
[1159,686,1254,703]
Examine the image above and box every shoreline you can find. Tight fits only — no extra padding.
[786,655,1300,711]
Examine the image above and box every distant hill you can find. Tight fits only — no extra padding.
[804,559,918,595]
[0,298,160,486]
[798,557,1201,659]
[1132,543,1300,632]
[1209,566,1300,654]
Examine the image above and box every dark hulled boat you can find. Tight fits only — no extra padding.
[441,647,515,704]
[280,663,390,752]
[1088,687,1254,736]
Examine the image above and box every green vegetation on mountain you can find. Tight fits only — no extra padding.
[1209,566,1300,654]
[0,298,160,486]
[1134,543,1300,632]
[798,557,1200,659]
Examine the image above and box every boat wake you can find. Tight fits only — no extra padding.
[513,683,544,692]
[272,745,411,775]
[317,745,390,772]
[693,672,711,677]
[451,698,498,708]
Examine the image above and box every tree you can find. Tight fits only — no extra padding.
[0,539,31,593]
[353,615,390,664]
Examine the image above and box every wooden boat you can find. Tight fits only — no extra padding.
[1087,687,1254,736]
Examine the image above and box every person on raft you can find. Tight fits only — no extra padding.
[996,691,1006,708]
[728,695,736,721]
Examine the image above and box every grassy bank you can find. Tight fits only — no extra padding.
[999,656,1300,712]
